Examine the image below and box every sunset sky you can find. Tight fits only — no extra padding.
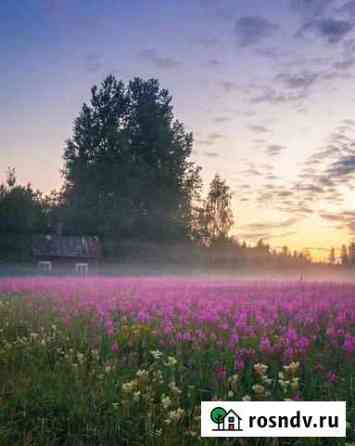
[1,0,355,257]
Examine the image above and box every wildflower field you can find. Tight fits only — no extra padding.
[0,277,354,445]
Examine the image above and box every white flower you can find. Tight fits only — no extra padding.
[242,394,251,401]
[136,369,148,378]
[150,350,163,360]
[133,391,141,402]
[228,374,239,385]
[283,361,300,374]
[165,356,178,367]
[161,394,172,409]
[252,384,265,395]
[262,376,272,385]
[254,363,268,376]
[166,408,184,423]
[122,380,137,393]
[169,381,182,395]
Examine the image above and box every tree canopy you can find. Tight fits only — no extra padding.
[62,75,202,242]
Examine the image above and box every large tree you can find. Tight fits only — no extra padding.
[62,75,201,241]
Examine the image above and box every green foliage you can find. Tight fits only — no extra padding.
[0,168,48,235]
[193,174,234,246]
[62,75,202,242]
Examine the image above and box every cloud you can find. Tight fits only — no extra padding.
[139,49,181,69]
[240,218,300,239]
[250,86,308,104]
[266,144,286,156]
[196,132,225,146]
[255,48,281,59]
[234,16,279,47]
[249,124,270,133]
[290,0,334,17]
[319,210,355,234]
[208,59,222,66]
[275,71,319,89]
[337,0,355,17]
[85,53,102,73]
[297,18,353,44]
[239,231,270,241]
[295,184,325,194]
[208,132,225,140]
[326,153,355,177]
[220,81,238,92]
[195,37,219,48]
[196,139,214,146]
[244,218,300,231]
[242,167,263,176]
[203,151,219,158]
[277,190,294,197]
[333,58,355,70]
[214,116,231,123]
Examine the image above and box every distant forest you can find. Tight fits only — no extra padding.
[1,75,354,267]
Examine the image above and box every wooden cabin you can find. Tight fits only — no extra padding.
[32,235,102,273]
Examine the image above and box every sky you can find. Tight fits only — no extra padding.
[1,0,355,258]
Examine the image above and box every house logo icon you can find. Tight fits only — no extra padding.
[210,407,243,432]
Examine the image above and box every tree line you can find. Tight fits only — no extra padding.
[1,74,354,267]
[0,75,234,251]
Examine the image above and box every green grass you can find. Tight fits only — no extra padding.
[0,295,353,446]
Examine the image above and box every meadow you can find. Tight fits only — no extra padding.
[0,277,354,445]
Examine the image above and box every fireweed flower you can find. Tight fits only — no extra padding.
[344,336,355,354]
[327,371,337,384]
[111,342,119,353]
[216,366,227,381]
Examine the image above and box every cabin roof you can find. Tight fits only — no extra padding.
[32,235,101,259]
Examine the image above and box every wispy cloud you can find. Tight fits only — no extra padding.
[220,81,238,92]
[139,49,181,69]
[85,53,102,73]
[290,0,335,18]
[203,151,219,158]
[266,144,286,156]
[297,18,353,44]
[196,132,225,146]
[249,124,271,133]
[320,210,355,234]
[250,86,308,105]
[275,71,319,89]
[234,16,279,47]
[326,153,355,177]
[337,0,355,17]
